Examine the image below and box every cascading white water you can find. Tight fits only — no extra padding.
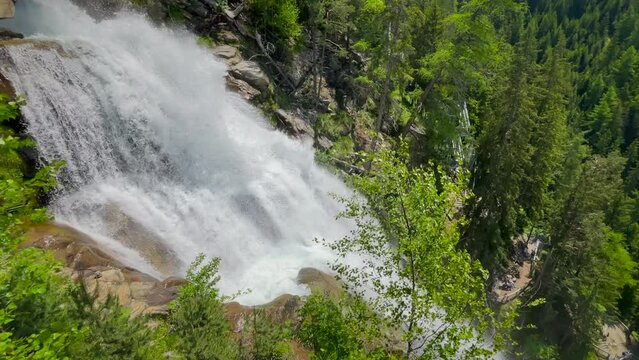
[3,0,355,305]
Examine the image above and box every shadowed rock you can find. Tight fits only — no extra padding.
[0,27,22,40]
[226,75,261,102]
[274,109,315,140]
[229,60,271,92]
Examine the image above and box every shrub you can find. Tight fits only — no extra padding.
[249,0,301,41]
[168,255,238,360]
[241,309,292,360]
[299,293,390,360]
[67,288,167,360]
[328,136,355,160]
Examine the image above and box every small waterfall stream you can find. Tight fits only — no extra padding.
[2,0,355,305]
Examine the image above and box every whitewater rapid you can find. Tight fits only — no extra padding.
[3,0,355,304]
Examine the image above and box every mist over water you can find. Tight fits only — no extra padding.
[3,0,355,304]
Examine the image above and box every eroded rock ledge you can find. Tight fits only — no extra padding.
[22,223,343,320]
[22,223,186,317]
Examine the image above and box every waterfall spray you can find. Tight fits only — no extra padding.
[3,0,354,305]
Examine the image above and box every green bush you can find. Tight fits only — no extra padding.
[0,247,167,360]
[315,112,351,140]
[328,136,354,160]
[168,255,238,360]
[249,0,301,41]
[241,309,292,360]
[68,288,167,360]
[518,334,560,360]
[197,36,216,49]
[299,293,391,360]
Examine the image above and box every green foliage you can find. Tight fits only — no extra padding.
[519,335,560,360]
[315,112,350,140]
[0,247,169,360]
[169,254,238,360]
[5,0,639,357]
[0,95,59,251]
[299,293,373,360]
[68,288,168,360]
[167,4,185,24]
[197,36,215,49]
[241,309,292,360]
[585,88,623,155]
[249,0,301,40]
[0,249,76,359]
[523,153,636,356]
[323,144,504,358]
[464,21,571,274]
[328,136,354,160]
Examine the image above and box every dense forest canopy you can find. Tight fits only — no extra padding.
[256,0,639,357]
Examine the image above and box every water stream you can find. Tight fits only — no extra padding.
[2,0,354,305]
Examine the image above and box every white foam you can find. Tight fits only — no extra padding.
[5,0,354,305]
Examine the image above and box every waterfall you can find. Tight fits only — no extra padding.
[2,0,355,305]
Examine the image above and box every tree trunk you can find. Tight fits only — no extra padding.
[365,20,398,171]
[401,72,441,137]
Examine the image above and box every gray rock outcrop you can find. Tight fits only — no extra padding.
[229,60,271,92]
[212,44,241,65]
[226,75,261,102]
[274,109,315,140]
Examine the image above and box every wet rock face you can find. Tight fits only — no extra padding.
[225,75,261,102]
[0,28,23,41]
[22,223,186,316]
[71,0,130,19]
[101,204,182,276]
[296,267,343,298]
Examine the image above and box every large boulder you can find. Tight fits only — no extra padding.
[216,30,240,44]
[22,223,185,316]
[0,0,15,19]
[274,109,314,140]
[229,60,271,92]
[226,75,261,102]
[297,267,343,298]
[212,45,241,65]
[353,122,374,151]
[315,136,333,152]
